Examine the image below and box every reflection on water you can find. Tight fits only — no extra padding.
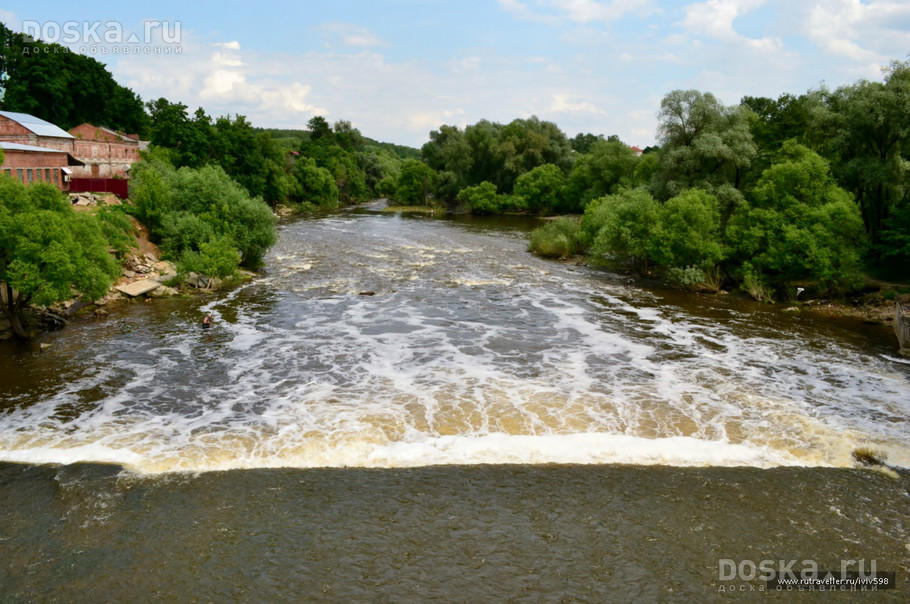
[1,210,909,473]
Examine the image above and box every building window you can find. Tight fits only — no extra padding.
[53,170,59,184]
[27,168,33,183]
[16,169,23,182]
[45,168,51,181]
[3,169,9,178]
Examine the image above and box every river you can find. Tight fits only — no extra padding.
[1,207,908,600]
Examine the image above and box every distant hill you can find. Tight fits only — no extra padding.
[257,128,421,160]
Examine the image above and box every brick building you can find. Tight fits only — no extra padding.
[0,110,76,153]
[68,123,141,178]
[0,144,85,192]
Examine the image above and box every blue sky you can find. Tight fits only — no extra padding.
[2,1,909,147]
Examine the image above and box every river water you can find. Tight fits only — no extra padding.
[1,208,908,600]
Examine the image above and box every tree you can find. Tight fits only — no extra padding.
[0,179,119,338]
[565,140,639,211]
[394,160,437,205]
[819,61,910,251]
[727,141,865,293]
[290,158,339,208]
[307,116,333,141]
[651,90,757,200]
[0,24,148,134]
[421,125,472,201]
[514,163,567,214]
[569,132,604,154]
[582,188,661,271]
[496,117,573,192]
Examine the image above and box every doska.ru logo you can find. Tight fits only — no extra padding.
[20,20,181,46]
[719,558,878,582]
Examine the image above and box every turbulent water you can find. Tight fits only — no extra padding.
[1,208,909,473]
[2,208,909,600]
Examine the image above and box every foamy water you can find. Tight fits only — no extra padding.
[2,212,908,474]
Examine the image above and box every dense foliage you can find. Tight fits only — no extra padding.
[0,24,148,134]
[0,178,124,337]
[129,153,277,278]
[528,63,910,298]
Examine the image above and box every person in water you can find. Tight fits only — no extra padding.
[202,314,212,328]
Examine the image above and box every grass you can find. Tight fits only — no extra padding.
[528,217,582,259]
[381,205,440,214]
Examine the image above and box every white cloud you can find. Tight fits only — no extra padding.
[319,23,383,47]
[681,0,781,50]
[498,0,656,24]
[806,0,910,70]
[114,35,326,122]
[550,93,605,114]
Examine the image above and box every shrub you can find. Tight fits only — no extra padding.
[128,157,277,278]
[96,205,137,258]
[529,218,581,258]
[584,188,661,269]
[514,164,566,215]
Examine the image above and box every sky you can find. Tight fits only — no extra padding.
[1,0,909,147]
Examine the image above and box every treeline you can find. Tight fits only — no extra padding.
[143,103,414,210]
[0,23,415,212]
[393,62,910,299]
[0,24,148,134]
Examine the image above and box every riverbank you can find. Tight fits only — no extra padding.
[0,206,254,342]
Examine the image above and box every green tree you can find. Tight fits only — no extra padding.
[0,24,149,134]
[514,163,566,214]
[422,125,473,201]
[727,141,865,294]
[651,188,725,270]
[394,160,437,205]
[565,140,639,211]
[583,188,661,271]
[290,158,339,209]
[651,90,757,201]
[0,179,119,338]
[128,158,277,275]
[819,61,910,252]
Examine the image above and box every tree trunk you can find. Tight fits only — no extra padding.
[4,283,32,340]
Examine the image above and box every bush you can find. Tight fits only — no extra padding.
[584,188,661,269]
[529,217,582,258]
[178,235,241,278]
[96,205,137,258]
[128,157,277,278]
[514,164,566,214]
[651,188,725,270]
[455,181,500,214]
[727,142,865,295]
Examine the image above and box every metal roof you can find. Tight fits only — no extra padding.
[0,111,74,139]
[0,141,67,153]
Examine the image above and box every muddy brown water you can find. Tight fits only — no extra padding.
[1,208,908,600]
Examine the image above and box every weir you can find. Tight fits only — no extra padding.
[1,212,909,473]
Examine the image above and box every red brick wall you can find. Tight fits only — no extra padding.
[72,139,140,178]
[1,150,69,190]
[0,116,32,138]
